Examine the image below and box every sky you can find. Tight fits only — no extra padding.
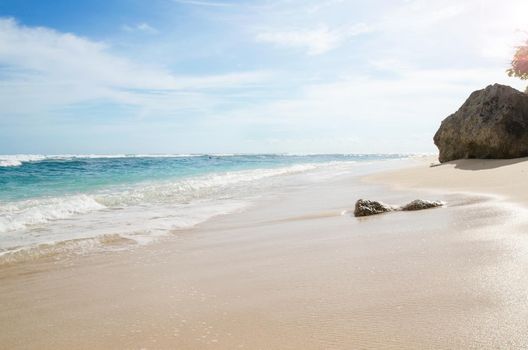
[0,0,527,154]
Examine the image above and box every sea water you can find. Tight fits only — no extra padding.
[0,154,408,263]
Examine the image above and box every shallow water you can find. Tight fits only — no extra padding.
[0,154,409,264]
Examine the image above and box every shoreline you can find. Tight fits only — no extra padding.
[3,157,528,349]
[0,157,415,267]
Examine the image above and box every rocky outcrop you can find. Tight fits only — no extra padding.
[401,199,443,211]
[353,199,444,217]
[434,84,528,163]
[354,199,394,217]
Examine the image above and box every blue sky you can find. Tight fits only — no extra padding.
[0,0,527,154]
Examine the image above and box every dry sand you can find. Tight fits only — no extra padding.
[367,156,528,205]
[2,158,528,349]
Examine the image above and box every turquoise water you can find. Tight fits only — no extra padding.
[0,154,408,262]
[0,154,403,201]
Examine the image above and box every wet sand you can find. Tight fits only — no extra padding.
[2,159,528,349]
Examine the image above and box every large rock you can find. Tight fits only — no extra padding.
[434,84,528,163]
[354,199,394,217]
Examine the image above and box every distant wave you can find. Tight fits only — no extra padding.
[0,153,411,167]
[0,154,208,167]
[0,154,47,167]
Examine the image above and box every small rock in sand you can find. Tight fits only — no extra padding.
[353,199,444,217]
[401,199,444,211]
[354,199,394,217]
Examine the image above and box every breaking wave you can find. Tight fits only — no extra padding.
[0,154,407,265]
[0,154,47,167]
[0,153,259,167]
[0,162,339,234]
[0,195,106,233]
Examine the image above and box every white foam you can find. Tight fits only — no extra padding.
[0,159,22,167]
[0,153,413,168]
[0,161,365,234]
[0,195,106,233]
[0,153,227,166]
[0,154,46,167]
[0,159,399,238]
[0,233,136,265]
[92,163,325,207]
[0,153,206,167]
[0,158,387,263]
[0,163,313,234]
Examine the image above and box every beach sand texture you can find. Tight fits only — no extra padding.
[367,157,528,204]
[2,158,528,349]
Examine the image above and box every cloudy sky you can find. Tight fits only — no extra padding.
[1,0,527,154]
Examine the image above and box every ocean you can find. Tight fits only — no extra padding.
[0,154,408,264]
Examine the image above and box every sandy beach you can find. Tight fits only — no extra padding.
[2,157,528,349]
[3,0,528,348]
[367,157,528,205]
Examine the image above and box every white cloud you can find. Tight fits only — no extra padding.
[377,0,528,62]
[122,22,158,34]
[0,18,270,118]
[208,64,527,153]
[256,23,370,55]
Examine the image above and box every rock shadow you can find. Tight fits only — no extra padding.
[443,157,528,170]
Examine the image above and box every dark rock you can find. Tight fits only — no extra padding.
[353,199,444,217]
[401,199,444,211]
[354,199,394,217]
[434,84,528,163]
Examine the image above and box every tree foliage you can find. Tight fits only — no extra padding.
[507,41,528,80]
